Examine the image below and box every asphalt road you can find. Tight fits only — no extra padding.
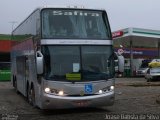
[0,78,160,120]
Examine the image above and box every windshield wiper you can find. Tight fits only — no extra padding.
[46,75,65,79]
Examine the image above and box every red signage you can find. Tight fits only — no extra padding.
[0,40,12,52]
[112,31,123,38]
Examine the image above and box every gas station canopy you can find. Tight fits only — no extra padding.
[112,28,160,59]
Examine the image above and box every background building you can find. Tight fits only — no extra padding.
[0,34,12,81]
[0,34,12,62]
[112,28,160,76]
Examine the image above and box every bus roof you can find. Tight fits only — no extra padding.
[36,5,105,11]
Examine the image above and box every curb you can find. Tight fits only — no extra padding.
[126,82,160,87]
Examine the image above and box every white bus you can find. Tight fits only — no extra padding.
[11,6,119,109]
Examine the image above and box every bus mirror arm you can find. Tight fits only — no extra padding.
[36,51,44,74]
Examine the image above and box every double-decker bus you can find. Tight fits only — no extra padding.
[11,6,119,109]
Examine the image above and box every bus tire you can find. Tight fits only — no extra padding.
[26,82,29,99]
[14,78,19,94]
[13,76,15,87]
[28,85,36,107]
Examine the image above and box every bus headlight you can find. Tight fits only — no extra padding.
[98,90,103,94]
[44,87,65,96]
[110,86,114,90]
[98,86,114,94]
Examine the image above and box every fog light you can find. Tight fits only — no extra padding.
[58,90,64,96]
[45,87,50,93]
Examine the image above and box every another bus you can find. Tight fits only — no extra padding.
[11,6,120,109]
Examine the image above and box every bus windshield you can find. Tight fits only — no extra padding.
[42,46,114,81]
[42,9,111,39]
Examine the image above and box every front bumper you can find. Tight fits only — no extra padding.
[40,91,115,109]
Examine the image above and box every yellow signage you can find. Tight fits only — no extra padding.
[66,73,81,80]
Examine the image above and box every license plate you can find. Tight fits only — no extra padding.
[73,100,89,107]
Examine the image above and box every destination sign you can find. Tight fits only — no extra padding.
[52,10,100,16]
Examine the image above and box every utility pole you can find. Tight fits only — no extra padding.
[9,21,17,33]
[130,36,133,77]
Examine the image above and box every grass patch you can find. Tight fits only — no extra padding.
[0,34,11,40]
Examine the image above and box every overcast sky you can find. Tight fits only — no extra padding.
[0,0,160,34]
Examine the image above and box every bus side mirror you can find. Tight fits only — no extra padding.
[36,51,44,74]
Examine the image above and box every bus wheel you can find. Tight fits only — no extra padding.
[13,76,15,87]
[14,80,19,94]
[28,86,36,107]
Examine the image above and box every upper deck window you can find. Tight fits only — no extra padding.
[42,9,111,39]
